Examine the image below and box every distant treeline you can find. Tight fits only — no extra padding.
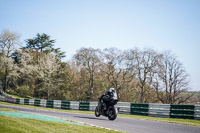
[0,29,199,104]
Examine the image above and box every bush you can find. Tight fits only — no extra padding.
[15,86,31,97]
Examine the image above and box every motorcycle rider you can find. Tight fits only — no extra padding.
[100,88,118,111]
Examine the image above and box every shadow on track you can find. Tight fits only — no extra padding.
[74,116,107,121]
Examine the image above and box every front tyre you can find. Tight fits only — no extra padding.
[95,106,101,117]
[108,107,117,120]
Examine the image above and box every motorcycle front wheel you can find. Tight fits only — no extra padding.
[95,106,101,117]
[108,107,117,120]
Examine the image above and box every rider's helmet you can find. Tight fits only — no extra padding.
[108,88,118,100]
[108,88,115,93]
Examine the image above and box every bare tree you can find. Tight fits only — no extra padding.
[62,60,84,101]
[126,48,160,103]
[74,47,102,100]
[0,29,20,57]
[0,29,20,91]
[154,51,192,104]
[101,48,134,100]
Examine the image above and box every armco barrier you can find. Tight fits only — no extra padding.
[34,99,40,106]
[149,103,170,118]
[0,95,6,101]
[16,98,20,104]
[54,100,61,109]
[61,101,70,110]
[20,98,24,105]
[0,95,200,120]
[40,99,47,107]
[24,99,29,105]
[7,97,15,103]
[70,101,79,110]
[170,105,195,119]
[29,99,34,106]
[117,102,131,114]
[89,102,98,111]
[195,105,200,120]
[46,100,54,108]
[131,103,149,116]
[79,102,90,111]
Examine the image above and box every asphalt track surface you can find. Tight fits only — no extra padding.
[1,104,200,133]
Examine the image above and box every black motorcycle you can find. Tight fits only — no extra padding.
[95,98,118,120]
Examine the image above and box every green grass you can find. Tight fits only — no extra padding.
[1,101,200,127]
[0,108,18,112]
[0,108,121,133]
[0,115,121,133]
[5,93,32,99]
[118,114,200,127]
[0,101,94,114]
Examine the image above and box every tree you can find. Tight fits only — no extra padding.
[24,33,65,62]
[154,51,192,104]
[22,33,65,98]
[101,48,134,100]
[25,33,55,53]
[13,49,37,97]
[0,29,20,91]
[126,48,160,103]
[74,48,102,101]
[62,60,88,101]
[36,53,63,99]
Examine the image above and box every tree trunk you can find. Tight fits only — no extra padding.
[90,77,94,100]
[3,68,8,92]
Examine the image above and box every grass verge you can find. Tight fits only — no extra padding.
[5,93,32,99]
[1,101,200,127]
[0,108,17,112]
[0,101,94,114]
[118,114,200,127]
[0,108,121,133]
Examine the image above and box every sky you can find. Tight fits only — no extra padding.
[0,0,200,91]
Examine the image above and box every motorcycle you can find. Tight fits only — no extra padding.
[95,98,118,120]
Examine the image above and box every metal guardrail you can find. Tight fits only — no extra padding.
[0,95,199,120]
[149,103,170,118]
[131,103,149,116]
[195,105,200,120]
[0,95,6,101]
[116,102,131,114]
